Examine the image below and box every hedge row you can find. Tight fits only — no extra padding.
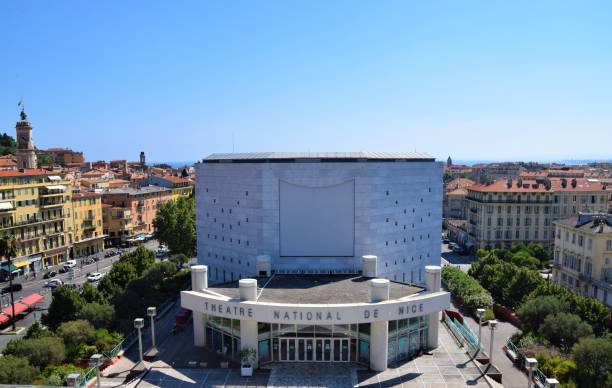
[441,266,493,311]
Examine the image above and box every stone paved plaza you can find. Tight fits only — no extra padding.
[131,368,269,387]
[356,327,489,388]
[130,324,490,388]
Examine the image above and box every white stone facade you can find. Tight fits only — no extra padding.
[196,154,442,285]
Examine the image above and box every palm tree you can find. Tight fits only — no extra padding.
[0,234,19,331]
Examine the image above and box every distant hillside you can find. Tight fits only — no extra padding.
[0,133,16,156]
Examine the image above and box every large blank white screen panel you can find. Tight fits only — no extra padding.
[280,180,354,257]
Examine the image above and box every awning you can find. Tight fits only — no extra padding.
[0,202,13,211]
[2,302,29,317]
[13,260,31,268]
[45,185,66,191]
[48,175,62,181]
[0,314,9,325]
[0,264,18,273]
[19,293,44,308]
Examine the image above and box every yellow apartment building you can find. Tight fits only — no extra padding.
[70,191,105,258]
[0,169,72,274]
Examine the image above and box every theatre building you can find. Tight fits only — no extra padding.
[182,152,449,370]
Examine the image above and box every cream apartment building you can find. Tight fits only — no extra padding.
[553,213,612,307]
[466,178,608,250]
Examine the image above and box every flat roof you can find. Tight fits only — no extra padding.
[208,274,423,304]
[203,152,434,164]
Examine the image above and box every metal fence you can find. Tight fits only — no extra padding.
[444,314,464,347]
[506,339,549,387]
[75,285,188,387]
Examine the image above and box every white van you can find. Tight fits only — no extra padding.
[64,260,77,268]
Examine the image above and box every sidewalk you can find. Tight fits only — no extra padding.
[449,298,528,388]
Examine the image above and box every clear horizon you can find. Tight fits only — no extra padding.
[1,1,611,162]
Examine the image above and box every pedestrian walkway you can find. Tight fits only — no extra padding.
[130,368,269,387]
[449,299,527,388]
[268,362,357,387]
[357,325,489,387]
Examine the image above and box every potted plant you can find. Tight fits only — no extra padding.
[240,348,256,377]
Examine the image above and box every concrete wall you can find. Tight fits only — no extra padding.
[196,160,442,285]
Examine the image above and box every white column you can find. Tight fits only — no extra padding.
[191,265,208,347]
[425,265,441,350]
[369,278,389,372]
[362,255,378,278]
[239,279,259,367]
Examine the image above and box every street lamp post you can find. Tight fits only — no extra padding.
[476,308,485,355]
[134,318,145,366]
[545,378,559,388]
[89,353,103,388]
[488,320,498,365]
[147,307,157,351]
[525,357,538,388]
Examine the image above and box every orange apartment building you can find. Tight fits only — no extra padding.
[101,185,172,244]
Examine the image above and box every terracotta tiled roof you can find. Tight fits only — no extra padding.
[0,169,51,177]
[468,178,605,193]
[157,175,191,184]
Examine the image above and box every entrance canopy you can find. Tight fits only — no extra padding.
[20,293,44,308]
[2,302,29,317]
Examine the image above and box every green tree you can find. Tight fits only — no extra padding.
[97,260,138,299]
[572,337,612,388]
[0,355,39,384]
[517,296,569,333]
[4,336,66,368]
[510,251,540,270]
[36,152,54,167]
[56,320,95,348]
[0,133,16,156]
[42,285,85,330]
[77,302,115,329]
[41,364,84,387]
[154,197,196,256]
[538,313,592,351]
[528,281,609,336]
[503,268,544,309]
[169,253,189,268]
[122,245,155,274]
[80,282,107,304]
[25,321,54,339]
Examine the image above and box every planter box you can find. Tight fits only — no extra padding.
[241,365,253,377]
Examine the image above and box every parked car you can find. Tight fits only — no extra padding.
[87,272,103,282]
[45,279,63,288]
[1,283,22,294]
[43,271,57,279]
[64,260,77,268]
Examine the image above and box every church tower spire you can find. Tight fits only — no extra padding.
[15,103,37,169]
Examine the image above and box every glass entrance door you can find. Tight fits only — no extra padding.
[278,338,351,362]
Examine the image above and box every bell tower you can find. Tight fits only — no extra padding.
[16,108,37,169]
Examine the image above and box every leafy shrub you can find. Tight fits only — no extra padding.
[78,302,115,329]
[483,308,495,322]
[57,320,95,348]
[517,296,569,333]
[4,336,66,368]
[442,266,493,310]
[572,337,612,388]
[0,355,39,384]
[538,313,592,351]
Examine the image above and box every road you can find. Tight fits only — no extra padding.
[0,239,160,350]
[440,242,475,273]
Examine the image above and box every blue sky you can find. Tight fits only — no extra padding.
[1,1,611,163]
